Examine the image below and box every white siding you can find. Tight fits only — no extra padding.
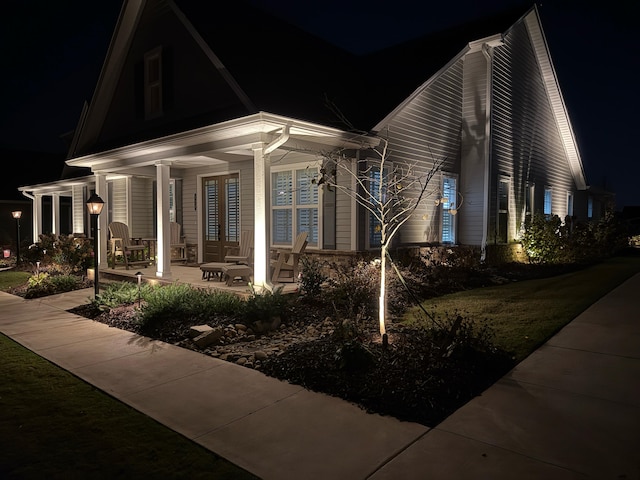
[109,177,129,225]
[71,185,86,234]
[491,19,576,242]
[379,58,464,245]
[130,176,154,238]
[459,50,489,245]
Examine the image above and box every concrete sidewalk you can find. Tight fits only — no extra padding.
[1,274,639,479]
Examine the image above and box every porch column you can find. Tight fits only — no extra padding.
[252,143,271,290]
[51,193,60,235]
[155,161,172,279]
[95,173,108,269]
[32,194,43,241]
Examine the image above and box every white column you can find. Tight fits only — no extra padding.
[51,193,60,235]
[155,161,172,279]
[33,195,43,241]
[252,143,272,290]
[95,174,108,269]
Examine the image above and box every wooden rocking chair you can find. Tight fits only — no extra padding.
[270,231,308,284]
[108,221,148,269]
[170,222,187,262]
[224,230,254,265]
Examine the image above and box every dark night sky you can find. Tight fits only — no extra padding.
[1,0,638,209]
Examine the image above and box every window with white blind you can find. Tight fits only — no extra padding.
[544,187,552,218]
[441,174,458,244]
[368,168,383,248]
[272,168,318,247]
[497,178,509,243]
[566,191,574,218]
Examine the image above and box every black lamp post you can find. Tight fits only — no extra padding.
[11,211,22,265]
[86,193,105,298]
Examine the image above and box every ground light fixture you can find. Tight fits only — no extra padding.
[11,211,22,264]
[86,193,105,298]
[135,271,143,308]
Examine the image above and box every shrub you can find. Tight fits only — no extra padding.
[299,255,327,297]
[22,233,93,274]
[324,259,379,320]
[240,285,289,325]
[137,283,243,334]
[24,272,84,299]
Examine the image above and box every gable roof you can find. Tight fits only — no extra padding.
[68,0,584,190]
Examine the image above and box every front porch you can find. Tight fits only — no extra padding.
[97,264,300,299]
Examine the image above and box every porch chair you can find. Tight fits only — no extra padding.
[108,221,148,270]
[270,231,308,284]
[170,222,187,262]
[224,230,254,265]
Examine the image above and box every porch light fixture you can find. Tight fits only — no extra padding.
[86,193,105,298]
[11,211,22,264]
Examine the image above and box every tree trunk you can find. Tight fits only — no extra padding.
[378,244,387,336]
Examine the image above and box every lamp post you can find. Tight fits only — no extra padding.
[135,271,143,308]
[11,211,22,265]
[86,193,104,298]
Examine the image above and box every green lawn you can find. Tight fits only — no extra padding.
[403,254,640,362]
[0,333,257,479]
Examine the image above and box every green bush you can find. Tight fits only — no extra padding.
[240,286,289,325]
[22,233,93,273]
[92,281,156,310]
[521,213,629,265]
[24,272,84,299]
[137,283,244,334]
[299,255,327,297]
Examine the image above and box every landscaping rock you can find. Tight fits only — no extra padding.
[193,327,224,348]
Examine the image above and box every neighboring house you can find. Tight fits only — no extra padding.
[18,1,599,287]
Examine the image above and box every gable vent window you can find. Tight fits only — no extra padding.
[144,47,163,119]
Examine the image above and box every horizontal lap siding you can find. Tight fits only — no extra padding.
[109,177,129,225]
[130,177,154,238]
[382,59,464,245]
[72,185,86,234]
[335,165,353,250]
[491,20,575,243]
[460,50,489,246]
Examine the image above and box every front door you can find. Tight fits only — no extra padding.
[202,174,240,262]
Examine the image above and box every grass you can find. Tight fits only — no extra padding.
[404,254,640,362]
[0,270,30,290]
[0,333,258,479]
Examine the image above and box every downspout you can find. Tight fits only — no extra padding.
[265,122,291,154]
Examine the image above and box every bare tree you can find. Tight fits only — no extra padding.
[313,135,444,344]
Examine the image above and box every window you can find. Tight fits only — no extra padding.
[525,184,534,216]
[368,168,383,247]
[588,196,593,219]
[497,178,509,243]
[544,187,552,218]
[441,174,458,244]
[272,168,319,247]
[168,180,175,223]
[144,47,163,118]
[566,191,574,218]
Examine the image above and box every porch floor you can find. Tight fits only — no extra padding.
[99,263,300,298]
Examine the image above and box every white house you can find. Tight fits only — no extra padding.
[19,1,598,287]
